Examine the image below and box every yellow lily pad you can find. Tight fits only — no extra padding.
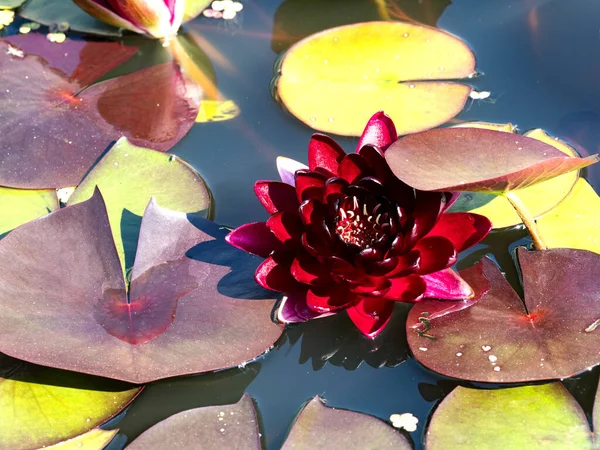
[0,187,58,236]
[196,99,241,123]
[448,124,580,229]
[46,428,119,449]
[537,178,600,254]
[275,21,475,136]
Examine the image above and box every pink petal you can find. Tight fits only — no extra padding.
[346,298,394,338]
[308,134,346,176]
[255,255,302,292]
[426,212,492,253]
[384,274,426,302]
[413,236,457,274]
[356,111,397,152]
[254,181,299,215]
[422,268,474,300]
[277,156,308,186]
[225,222,283,257]
[276,291,334,323]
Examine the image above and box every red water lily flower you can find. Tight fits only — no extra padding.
[227,112,492,338]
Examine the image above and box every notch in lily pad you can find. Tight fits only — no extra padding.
[275,21,476,136]
[407,248,600,383]
[0,190,282,383]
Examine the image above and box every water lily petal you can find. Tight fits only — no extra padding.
[405,191,446,249]
[72,0,144,33]
[291,254,332,286]
[277,156,308,186]
[255,255,302,292]
[444,192,461,211]
[422,268,474,300]
[307,285,355,312]
[301,231,333,258]
[225,222,282,257]
[254,181,299,214]
[414,236,457,274]
[266,212,304,247]
[357,111,397,152]
[308,134,346,176]
[338,153,372,184]
[346,298,394,338]
[323,177,349,203]
[276,292,334,323]
[426,212,492,252]
[295,170,327,202]
[385,274,426,302]
[299,199,326,227]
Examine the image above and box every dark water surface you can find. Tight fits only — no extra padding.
[101,0,600,448]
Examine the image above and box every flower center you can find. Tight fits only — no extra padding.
[334,196,392,250]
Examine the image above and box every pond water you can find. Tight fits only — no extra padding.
[5,0,600,448]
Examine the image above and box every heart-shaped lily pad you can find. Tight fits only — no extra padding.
[46,428,119,450]
[426,383,594,449]
[448,125,581,228]
[282,397,411,449]
[538,179,600,254]
[0,190,282,383]
[20,0,210,36]
[126,394,261,449]
[0,186,58,236]
[0,353,139,449]
[275,21,475,136]
[0,33,201,188]
[407,248,600,383]
[386,127,598,193]
[68,137,211,272]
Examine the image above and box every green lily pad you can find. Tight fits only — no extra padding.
[538,178,600,254]
[0,0,24,9]
[19,0,123,37]
[0,187,58,236]
[68,137,211,272]
[183,0,213,22]
[276,21,475,136]
[426,384,593,450]
[0,353,139,449]
[47,428,119,449]
[448,125,580,229]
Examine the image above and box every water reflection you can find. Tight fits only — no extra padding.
[284,305,410,371]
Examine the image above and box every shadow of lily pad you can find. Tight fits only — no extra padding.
[407,248,600,383]
[426,383,595,449]
[0,190,282,383]
[0,34,201,188]
[0,353,139,449]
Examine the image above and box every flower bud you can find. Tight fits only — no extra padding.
[72,0,184,39]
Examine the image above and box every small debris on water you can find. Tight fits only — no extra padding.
[482,345,492,352]
[585,318,600,333]
[418,347,428,352]
[488,355,497,363]
[469,90,491,100]
[390,413,418,432]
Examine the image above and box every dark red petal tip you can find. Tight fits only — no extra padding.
[357,111,398,153]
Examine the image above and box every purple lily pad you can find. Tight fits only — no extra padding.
[281,397,411,449]
[0,190,282,383]
[407,248,600,383]
[0,33,201,189]
[385,127,598,193]
[126,394,261,450]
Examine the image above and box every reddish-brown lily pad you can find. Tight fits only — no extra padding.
[126,394,261,450]
[385,127,598,193]
[281,397,411,449]
[0,33,201,188]
[407,248,600,383]
[0,190,282,383]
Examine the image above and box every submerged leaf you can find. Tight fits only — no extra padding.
[0,191,282,383]
[126,394,261,449]
[0,34,201,189]
[0,353,139,449]
[538,179,600,254]
[281,397,411,449]
[407,249,600,383]
[276,21,475,136]
[426,384,593,450]
[386,127,598,193]
[68,138,211,272]
[448,125,581,228]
